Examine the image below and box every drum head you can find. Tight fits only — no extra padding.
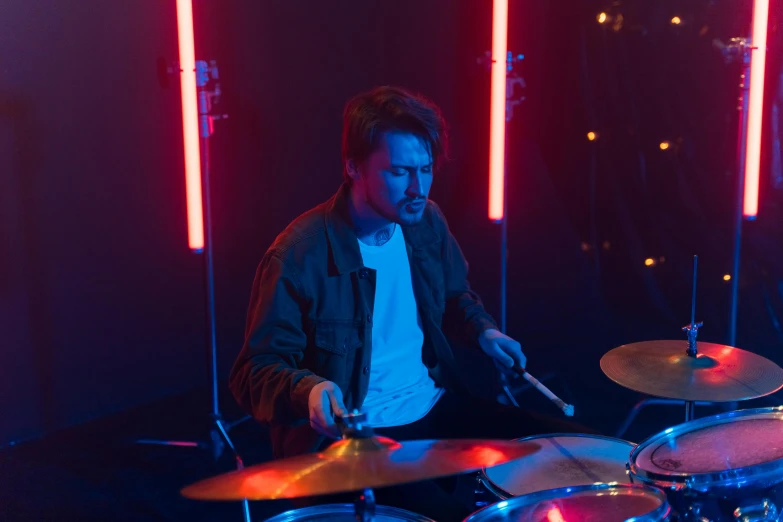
[265,503,435,521]
[482,434,635,499]
[465,484,670,522]
[630,407,783,489]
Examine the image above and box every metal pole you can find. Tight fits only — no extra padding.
[200,134,220,417]
[500,124,508,334]
[499,53,524,334]
[729,49,752,347]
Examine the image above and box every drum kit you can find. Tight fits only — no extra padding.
[181,263,783,521]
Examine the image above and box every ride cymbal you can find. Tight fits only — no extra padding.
[601,340,783,402]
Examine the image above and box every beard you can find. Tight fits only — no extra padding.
[366,192,425,225]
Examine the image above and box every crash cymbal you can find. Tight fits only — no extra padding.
[181,436,540,501]
[601,340,783,402]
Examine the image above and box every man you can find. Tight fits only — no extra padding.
[229,86,587,519]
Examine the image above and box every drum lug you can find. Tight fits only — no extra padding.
[676,501,710,522]
[733,498,779,522]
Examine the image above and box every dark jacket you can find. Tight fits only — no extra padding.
[229,182,499,458]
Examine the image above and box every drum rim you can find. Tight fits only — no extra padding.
[479,433,636,500]
[464,483,671,522]
[628,406,783,490]
[264,503,436,522]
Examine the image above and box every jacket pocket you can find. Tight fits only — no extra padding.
[314,321,363,355]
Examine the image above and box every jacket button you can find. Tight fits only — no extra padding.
[359,269,369,279]
[363,366,370,375]
[367,314,373,324]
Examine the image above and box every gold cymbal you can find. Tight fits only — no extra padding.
[601,340,783,402]
[181,436,540,501]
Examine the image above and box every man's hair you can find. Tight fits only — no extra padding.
[341,86,449,181]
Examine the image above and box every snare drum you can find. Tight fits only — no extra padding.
[629,407,783,521]
[464,483,672,521]
[264,503,435,521]
[479,434,635,500]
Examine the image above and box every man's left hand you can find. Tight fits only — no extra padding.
[478,328,527,369]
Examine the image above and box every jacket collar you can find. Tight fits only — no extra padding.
[324,182,438,275]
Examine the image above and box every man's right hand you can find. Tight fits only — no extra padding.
[308,381,347,439]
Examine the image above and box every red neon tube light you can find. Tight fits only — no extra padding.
[743,0,770,219]
[176,0,205,251]
[488,0,509,222]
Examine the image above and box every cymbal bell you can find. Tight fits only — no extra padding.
[601,340,783,402]
[181,436,540,501]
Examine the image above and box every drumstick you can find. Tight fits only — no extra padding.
[513,365,575,417]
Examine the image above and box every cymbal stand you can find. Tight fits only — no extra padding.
[354,488,376,522]
[615,256,705,437]
[338,410,378,522]
[682,255,703,422]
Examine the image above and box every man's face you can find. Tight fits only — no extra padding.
[348,131,433,226]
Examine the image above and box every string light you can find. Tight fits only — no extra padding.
[671,16,682,25]
[612,13,624,32]
[597,12,608,24]
[724,274,732,281]
[659,141,671,150]
[645,258,656,267]
[587,131,598,141]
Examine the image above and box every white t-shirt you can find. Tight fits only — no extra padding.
[358,224,445,427]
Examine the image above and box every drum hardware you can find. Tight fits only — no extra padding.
[680,504,709,522]
[615,399,713,439]
[733,499,779,522]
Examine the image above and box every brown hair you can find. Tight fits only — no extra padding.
[341,86,449,181]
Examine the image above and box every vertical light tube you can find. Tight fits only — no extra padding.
[176,0,204,251]
[743,0,770,219]
[489,0,509,221]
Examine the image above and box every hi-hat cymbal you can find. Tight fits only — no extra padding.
[601,340,783,402]
[181,436,540,501]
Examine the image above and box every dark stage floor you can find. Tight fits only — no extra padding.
[4,374,782,522]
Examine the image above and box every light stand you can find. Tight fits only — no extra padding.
[136,60,251,522]
[722,37,754,348]
[479,50,530,405]
[614,38,759,438]
[499,54,525,334]
[479,51,526,334]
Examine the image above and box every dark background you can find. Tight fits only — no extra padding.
[1,0,782,519]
